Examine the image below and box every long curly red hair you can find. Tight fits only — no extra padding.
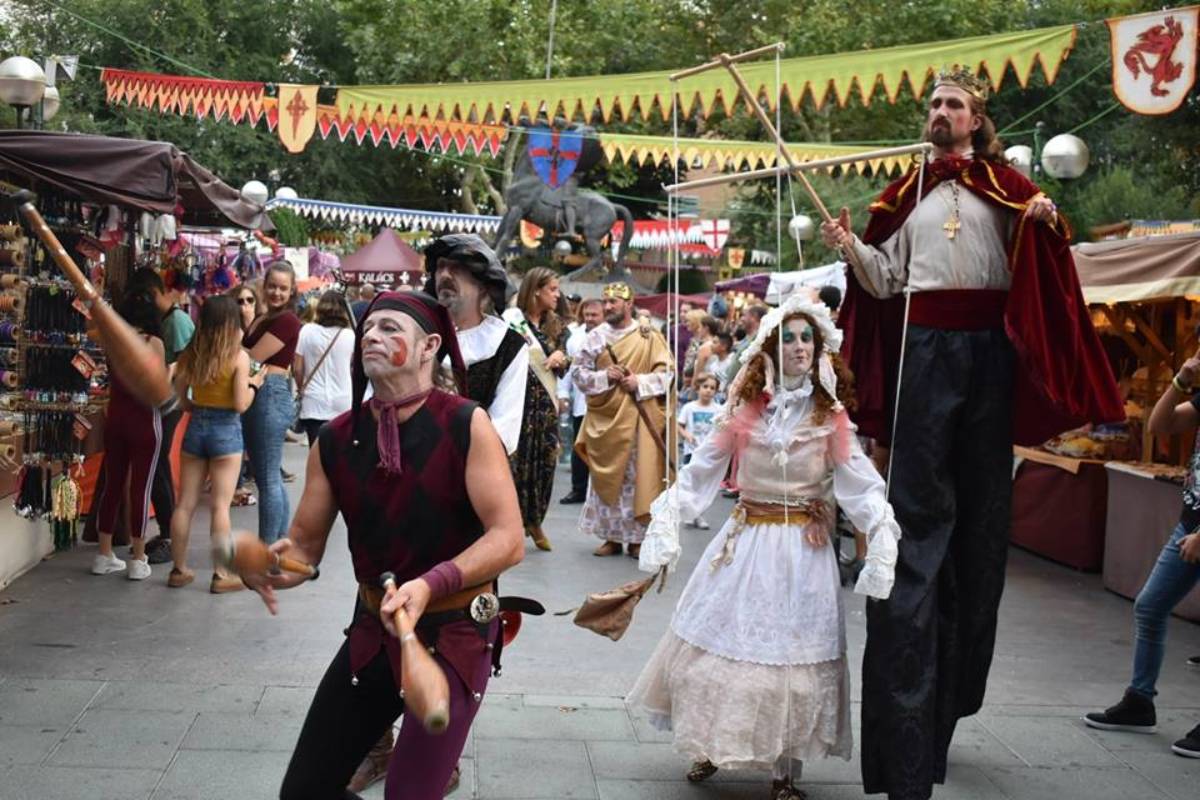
[735,312,856,424]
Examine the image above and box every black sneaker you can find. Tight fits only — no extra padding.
[559,491,586,504]
[144,537,173,565]
[1084,689,1157,733]
[1187,655,1200,670]
[1172,724,1200,758]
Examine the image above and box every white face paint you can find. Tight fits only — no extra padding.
[779,317,815,377]
[360,309,432,383]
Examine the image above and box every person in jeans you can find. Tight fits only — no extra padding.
[228,283,262,506]
[125,268,195,564]
[294,290,354,446]
[1085,346,1200,759]
[242,262,303,544]
[167,296,262,591]
[90,290,166,580]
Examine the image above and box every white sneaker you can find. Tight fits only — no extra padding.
[126,557,151,581]
[694,517,710,530]
[91,552,126,575]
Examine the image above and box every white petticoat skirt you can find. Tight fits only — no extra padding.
[627,517,853,770]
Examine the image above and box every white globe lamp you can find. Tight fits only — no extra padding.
[40,85,60,121]
[787,214,815,242]
[0,56,46,127]
[240,180,270,206]
[1004,144,1033,179]
[274,186,299,200]
[1041,134,1090,180]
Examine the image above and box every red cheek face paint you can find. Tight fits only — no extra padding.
[389,337,409,367]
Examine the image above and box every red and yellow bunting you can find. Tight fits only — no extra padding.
[101,69,506,157]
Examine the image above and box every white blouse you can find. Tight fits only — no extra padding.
[640,381,900,599]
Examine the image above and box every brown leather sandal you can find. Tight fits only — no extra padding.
[686,760,718,782]
[592,540,622,557]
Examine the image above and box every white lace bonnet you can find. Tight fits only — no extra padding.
[730,293,844,411]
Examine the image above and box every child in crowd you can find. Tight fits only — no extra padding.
[677,374,724,530]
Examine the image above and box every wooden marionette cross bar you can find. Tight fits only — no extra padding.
[671,46,836,224]
[663,143,934,194]
[668,43,786,82]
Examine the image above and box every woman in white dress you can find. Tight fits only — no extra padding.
[629,295,900,800]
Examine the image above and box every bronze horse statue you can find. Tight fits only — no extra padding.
[492,122,634,281]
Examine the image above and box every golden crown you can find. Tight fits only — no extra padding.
[933,65,989,102]
[602,282,633,301]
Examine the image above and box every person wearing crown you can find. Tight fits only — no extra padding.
[820,68,1123,800]
[630,296,900,800]
[573,282,674,558]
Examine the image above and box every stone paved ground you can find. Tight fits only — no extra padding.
[1,445,1199,799]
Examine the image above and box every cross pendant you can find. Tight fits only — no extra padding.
[943,216,961,240]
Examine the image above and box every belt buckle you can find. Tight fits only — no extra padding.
[469,592,500,624]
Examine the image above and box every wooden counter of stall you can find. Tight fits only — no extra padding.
[1010,446,1111,571]
[1102,461,1200,623]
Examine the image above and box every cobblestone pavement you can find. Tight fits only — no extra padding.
[1,446,1199,799]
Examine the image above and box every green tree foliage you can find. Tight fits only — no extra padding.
[0,0,1194,246]
[268,207,310,246]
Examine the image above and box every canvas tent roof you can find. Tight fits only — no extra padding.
[1074,231,1200,305]
[338,228,423,286]
[0,131,271,230]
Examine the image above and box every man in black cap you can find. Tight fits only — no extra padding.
[424,234,528,457]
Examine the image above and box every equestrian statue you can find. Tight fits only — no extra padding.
[492,118,634,281]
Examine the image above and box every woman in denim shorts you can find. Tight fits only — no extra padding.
[168,296,264,592]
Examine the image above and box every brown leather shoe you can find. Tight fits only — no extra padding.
[528,526,552,551]
[592,541,622,556]
[347,729,394,793]
[210,573,246,594]
[167,567,195,588]
[626,543,641,559]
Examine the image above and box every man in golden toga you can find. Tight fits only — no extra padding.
[573,282,674,559]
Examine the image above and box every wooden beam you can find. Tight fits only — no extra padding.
[1099,305,1154,366]
[1125,305,1172,362]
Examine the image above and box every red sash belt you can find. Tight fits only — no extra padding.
[908,289,1007,331]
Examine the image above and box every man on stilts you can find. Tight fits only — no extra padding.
[822,67,1124,800]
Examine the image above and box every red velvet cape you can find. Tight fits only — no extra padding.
[839,157,1124,447]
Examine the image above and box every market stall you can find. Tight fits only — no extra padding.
[1009,230,1200,583]
[338,228,423,288]
[0,131,267,590]
[1102,461,1200,622]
